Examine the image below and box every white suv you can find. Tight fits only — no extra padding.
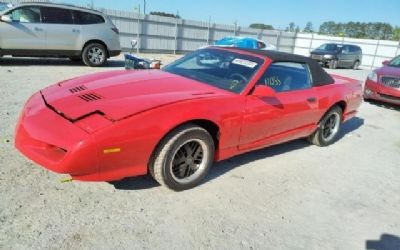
[0,3,121,66]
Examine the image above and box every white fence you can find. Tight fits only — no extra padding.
[90,8,400,70]
[102,9,297,54]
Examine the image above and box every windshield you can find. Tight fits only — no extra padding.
[388,56,400,67]
[317,43,340,52]
[163,48,263,93]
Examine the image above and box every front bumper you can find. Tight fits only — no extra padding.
[310,55,334,65]
[15,92,100,179]
[364,79,400,105]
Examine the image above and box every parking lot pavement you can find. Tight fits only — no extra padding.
[0,56,399,250]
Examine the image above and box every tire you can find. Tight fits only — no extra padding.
[149,124,215,191]
[363,96,372,103]
[352,60,360,70]
[308,106,343,147]
[82,43,108,67]
[329,59,338,69]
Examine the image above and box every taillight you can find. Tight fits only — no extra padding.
[111,27,119,34]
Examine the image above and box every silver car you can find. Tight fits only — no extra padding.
[0,3,121,66]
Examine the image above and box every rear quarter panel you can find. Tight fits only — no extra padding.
[315,74,362,120]
[80,23,120,52]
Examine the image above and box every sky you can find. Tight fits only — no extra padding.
[56,0,400,30]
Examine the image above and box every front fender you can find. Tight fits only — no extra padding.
[90,95,245,180]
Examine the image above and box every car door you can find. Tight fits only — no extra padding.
[338,45,353,67]
[350,45,361,64]
[0,6,45,50]
[41,7,81,51]
[239,62,320,149]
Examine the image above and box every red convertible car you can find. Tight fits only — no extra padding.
[15,47,362,190]
[364,55,400,105]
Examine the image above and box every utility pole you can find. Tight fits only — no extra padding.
[207,16,211,45]
[143,0,146,15]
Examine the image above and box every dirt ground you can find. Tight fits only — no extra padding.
[0,55,399,250]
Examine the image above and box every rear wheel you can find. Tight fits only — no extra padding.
[82,43,107,67]
[308,106,342,147]
[149,124,215,191]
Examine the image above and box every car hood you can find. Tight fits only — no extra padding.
[41,70,227,121]
[375,65,400,76]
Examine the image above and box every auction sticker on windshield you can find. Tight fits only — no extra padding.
[232,58,258,68]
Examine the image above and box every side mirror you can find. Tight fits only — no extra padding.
[0,15,12,23]
[252,85,276,98]
[382,60,390,66]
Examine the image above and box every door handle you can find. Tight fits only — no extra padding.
[72,29,80,33]
[34,27,43,32]
[307,97,317,103]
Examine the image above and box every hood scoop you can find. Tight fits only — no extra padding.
[41,70,229,121]
[78,93,103,102]
[69,85,87,93]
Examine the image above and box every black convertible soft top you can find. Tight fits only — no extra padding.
[226,47,335,87]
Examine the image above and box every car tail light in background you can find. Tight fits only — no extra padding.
[111,27,119,34]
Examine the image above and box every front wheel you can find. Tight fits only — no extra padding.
[329,59,338,69]
[149,124,215,191]
[82,43,107,67]
[308,106,342,147]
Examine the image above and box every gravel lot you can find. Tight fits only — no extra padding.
[1,55,399,250]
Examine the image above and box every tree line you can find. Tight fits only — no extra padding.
[146,13,400,40]
[150,11,181,19]
[249,21,400,41]
[319,21,399,40]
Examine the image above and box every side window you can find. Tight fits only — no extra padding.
[349,45,359,53]
[341,45,350,54]
[257,41,266,49]
[9,6,41,23]
[257,62,312,92]
[73,11,105,24]
[42,7,73,24]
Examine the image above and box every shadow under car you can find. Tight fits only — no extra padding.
[111,117,364,191]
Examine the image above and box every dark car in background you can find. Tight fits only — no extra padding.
[310,43,362,69]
